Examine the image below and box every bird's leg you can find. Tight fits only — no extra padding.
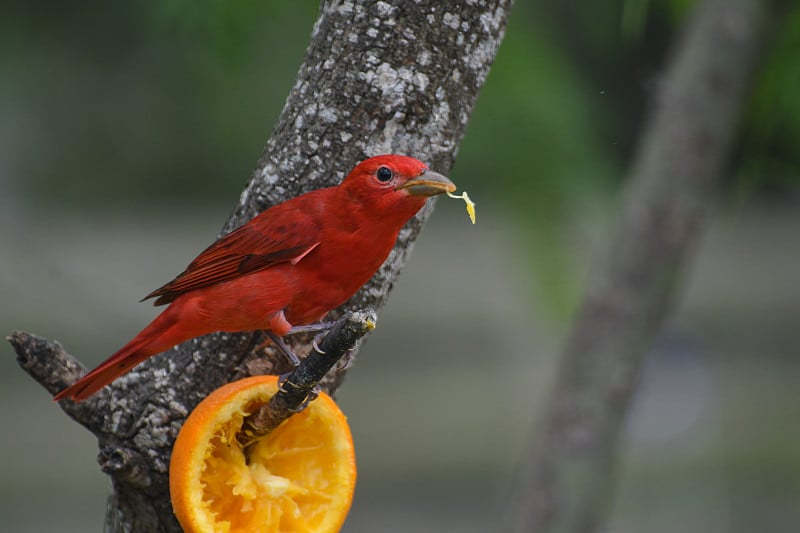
[274,333,329,410]
[285,321,337,336]
[260,309,302,368]
[261,314,334,406]
[286,321,335,356]
[266,332,301,368]
[262,336,319,409]
[255,319,334,368]
[266,332,307,405]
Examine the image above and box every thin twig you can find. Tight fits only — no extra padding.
[239,310,377,446]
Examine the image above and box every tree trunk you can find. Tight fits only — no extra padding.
[9,1,512,531]
[508,0,782,531]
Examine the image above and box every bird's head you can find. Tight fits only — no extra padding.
[340,155,455,220]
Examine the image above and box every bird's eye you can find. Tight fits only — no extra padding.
[376,166,393,182]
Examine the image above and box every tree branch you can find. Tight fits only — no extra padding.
[241,309,377,441]
[8,1,512,531]
[508,0,781,531]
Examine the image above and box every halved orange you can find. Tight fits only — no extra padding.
[169,375,356,533]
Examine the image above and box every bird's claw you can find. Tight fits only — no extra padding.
[277,372,319,412]
[277,371,291,393]
[267,332,301,368]
[292,387,319,412]
[312,335,326,355]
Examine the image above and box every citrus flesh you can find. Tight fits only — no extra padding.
[170,375,356,533]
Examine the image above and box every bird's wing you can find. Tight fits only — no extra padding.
[142,213,321,305]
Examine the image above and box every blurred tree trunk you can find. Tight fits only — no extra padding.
[508,0,784,531]
[10,1,511,531]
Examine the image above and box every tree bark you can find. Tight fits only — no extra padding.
[9,1,511,531]
[508,0,782,531]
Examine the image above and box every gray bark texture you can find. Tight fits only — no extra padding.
[9,1,511,531]
[508,0,783,531]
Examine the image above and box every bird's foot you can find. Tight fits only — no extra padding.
[277,373,320,412]
[286,321,336,336]
[264,322,332,369]
[311,334,326,355]
[266,332,301,368]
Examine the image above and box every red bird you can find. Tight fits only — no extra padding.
[54,155,455,402]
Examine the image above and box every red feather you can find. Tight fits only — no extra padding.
[54,155,454,402]
[143,216,322,305]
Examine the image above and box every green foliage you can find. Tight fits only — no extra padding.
[1,1,317,208]
[457,10,619,316]
[734,7,800,201]
[146,0,319,64]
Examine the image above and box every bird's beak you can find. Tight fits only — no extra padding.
[396,170,456,197]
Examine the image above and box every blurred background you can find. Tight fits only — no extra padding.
[2,1,798,532]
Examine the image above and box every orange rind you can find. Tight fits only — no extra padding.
[169,375,356,533]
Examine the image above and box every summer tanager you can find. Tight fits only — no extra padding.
[54,155,455,402]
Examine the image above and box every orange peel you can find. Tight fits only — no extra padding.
[170,375,356,533]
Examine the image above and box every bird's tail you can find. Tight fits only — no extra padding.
[53,307,184,402]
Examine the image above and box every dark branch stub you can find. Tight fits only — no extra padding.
[98,446,152,489]
[8,330,87,395]
[239,309,377,447]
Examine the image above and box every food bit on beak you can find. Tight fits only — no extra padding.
[446,191,476,225]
